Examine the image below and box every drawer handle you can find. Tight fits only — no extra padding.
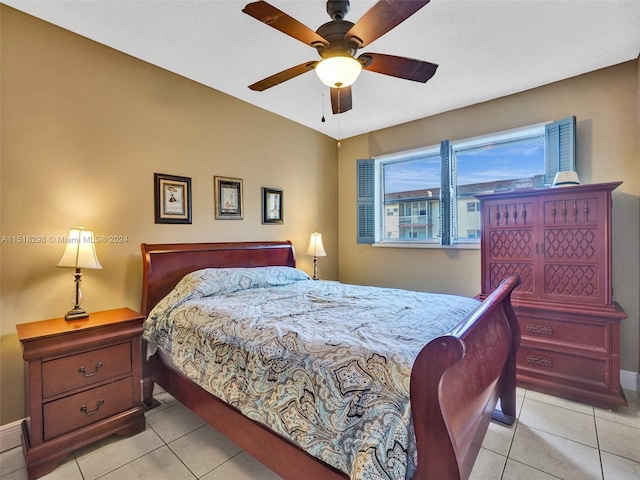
[80,399,105,416]
[526,323,553,336]
[79,362,103,377]
[526,354,553,368]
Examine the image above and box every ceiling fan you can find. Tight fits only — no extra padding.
[243,0,438,115]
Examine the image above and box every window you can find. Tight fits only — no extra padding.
[380,150,441,243]
[451,125,547,243]
[466,202,480,212]
[356,117,575,246]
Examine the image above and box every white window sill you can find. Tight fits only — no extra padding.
[372,242,480,250]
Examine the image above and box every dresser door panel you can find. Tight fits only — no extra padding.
[488,260,534,294]
[542,259,602,304]
[483,199,537,298]
[540,194,601,226]
[539,191,608,304]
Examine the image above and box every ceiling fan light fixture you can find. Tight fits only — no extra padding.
[315,56,362,88]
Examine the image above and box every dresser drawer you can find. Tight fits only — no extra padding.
[43,377,134,441]
[517,346,610,391]
[517,314,610,354]
[42,342,132,398]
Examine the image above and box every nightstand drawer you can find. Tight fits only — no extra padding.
[42,342,132,398]
[43,377,133,441]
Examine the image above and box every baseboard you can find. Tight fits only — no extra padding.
[0,419,23,453]
[620,369,639,393]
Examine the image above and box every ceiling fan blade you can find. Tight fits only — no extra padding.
[249,61,318,91]
[359,53,438,82]
[346,0,430,48]
[330,86,353,114]
[243,1,329,47]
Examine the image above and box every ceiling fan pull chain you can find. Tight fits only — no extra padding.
[337,108,342,148]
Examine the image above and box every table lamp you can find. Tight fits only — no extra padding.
[306,232,327,280]
[57,226,102,320]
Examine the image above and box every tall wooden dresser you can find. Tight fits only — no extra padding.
[477,182,627,409]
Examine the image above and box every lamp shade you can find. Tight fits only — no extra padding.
[57,228,102,269]
[306,232,327,257]
[552,171,580,187]
[315,56,362,88]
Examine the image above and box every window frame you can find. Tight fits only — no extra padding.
[449,123,547,245]
[357,117,576,247]
[375,145,442,245]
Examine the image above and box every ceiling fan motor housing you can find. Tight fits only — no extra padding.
[315,20,358,59]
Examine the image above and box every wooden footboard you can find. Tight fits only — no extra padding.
[411,275,520,480]
[140,242,520,480]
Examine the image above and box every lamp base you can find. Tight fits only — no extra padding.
[312,256,319,280]
[65,307,89,321]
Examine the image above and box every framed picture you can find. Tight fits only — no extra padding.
[154,173,192,224]
[262,187,283,224]
[214,176,243,220]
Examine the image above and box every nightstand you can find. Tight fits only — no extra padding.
[16,308,146,480]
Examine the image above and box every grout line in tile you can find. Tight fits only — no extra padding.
[518,395,605,452]
[164,424,211,480]
[90,444,168,480]
[197,450,248,480]
[525,396,596,418]
[600,450,640,469]
[0,447,23,478]
[594,409,640,431]
[497,390,525,480]
[165,445,199,480]
[503,457,566,480]
[522,421,602,451]
[592,410,605,480]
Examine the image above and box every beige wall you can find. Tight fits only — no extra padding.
[339,60,640,375]
[0,7,339,424]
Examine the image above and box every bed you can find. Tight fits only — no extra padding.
[140,241,520,480]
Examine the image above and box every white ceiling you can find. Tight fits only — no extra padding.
[4,0,640,139]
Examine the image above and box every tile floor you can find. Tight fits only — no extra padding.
[1,387,638,480]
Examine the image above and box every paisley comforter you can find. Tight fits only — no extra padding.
[143,266,480,480]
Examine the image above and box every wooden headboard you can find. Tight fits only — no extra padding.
[140,241,296,316]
